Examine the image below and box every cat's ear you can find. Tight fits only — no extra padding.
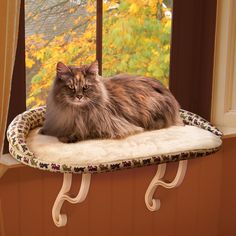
[56,62,71,78]
[87,60,99,75]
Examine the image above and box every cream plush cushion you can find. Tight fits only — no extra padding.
[27,126,221,166]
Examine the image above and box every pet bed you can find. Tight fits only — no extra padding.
[7,106,222,227]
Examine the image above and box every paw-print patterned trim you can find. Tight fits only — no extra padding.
[179,109,222,137]
[7,106,222,174]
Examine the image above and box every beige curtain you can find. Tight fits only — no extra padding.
[0,0,21,155]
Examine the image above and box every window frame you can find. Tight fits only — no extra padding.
[211,0,236,137]
[3,0,218,153]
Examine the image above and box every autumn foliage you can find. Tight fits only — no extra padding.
[26,0,172,108]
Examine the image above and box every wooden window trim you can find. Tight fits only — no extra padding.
[96,0,103,74]
[4,0,217,153]
[170,0,217,121]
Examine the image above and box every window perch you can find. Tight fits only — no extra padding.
[7,106,222,227]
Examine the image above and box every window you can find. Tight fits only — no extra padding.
[25,0,173,109]
[4,0,217,153]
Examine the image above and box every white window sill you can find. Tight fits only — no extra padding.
[0,154,23,178]
[217,126,236,139]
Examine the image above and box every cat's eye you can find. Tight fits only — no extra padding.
[68,84,75,91]
[83,85,89,91]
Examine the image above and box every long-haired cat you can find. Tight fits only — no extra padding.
[40,61,183,143]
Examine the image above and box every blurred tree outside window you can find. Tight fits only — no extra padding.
[103,0,172,86]
[25,0,172,109]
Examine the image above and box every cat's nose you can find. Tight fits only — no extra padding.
[76,95,83,100]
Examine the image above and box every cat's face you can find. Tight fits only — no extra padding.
[53,61,102,107]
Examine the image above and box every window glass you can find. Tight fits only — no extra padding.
[25,0,96,108]
[103,0,173,86]
[25,0,172,109]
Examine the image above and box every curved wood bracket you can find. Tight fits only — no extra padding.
[145,160,188,211]
[52,173,91,227]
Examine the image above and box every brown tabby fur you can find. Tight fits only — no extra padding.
[40,61,183,143]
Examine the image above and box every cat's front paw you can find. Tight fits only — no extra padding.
[58,135,78,143]
[133,126,144,134]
